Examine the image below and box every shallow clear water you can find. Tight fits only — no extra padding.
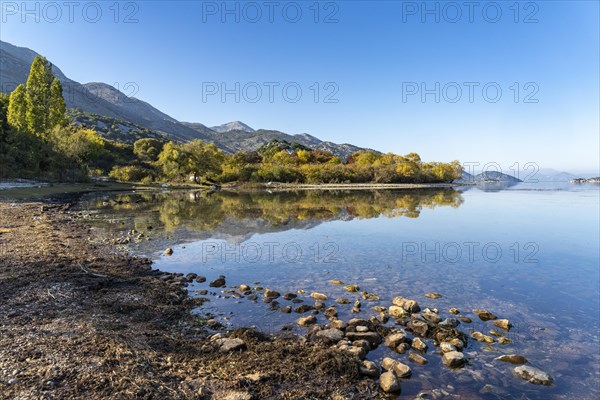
[76,185,600,399]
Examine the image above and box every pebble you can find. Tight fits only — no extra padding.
[344,284,360,292]
[389,305,409,319]
[164,248,173,256]
[216,338,246,352]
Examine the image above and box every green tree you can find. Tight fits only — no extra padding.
[182,140,224,183]
[0,93,10,141]
[7,84,28,132]
[133,138,164,162]
[48,78,68,128]
[25,56,54,135]
[156,141,188,180]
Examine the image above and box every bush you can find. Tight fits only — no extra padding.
[109,165,154,182]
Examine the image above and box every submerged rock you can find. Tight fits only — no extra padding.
[473,309,497,321]
[336,298,351,304]
[425,293,442,299]
[471,332,495,343]
[498,337,512,344]
[360,291,380,301]
[513,365,553,385]
[344,284,360,292]
[328,279,344,285]
[496,354,528,365]
[408,352,428,365]
[380,371,401,393]
[449,307,460,315]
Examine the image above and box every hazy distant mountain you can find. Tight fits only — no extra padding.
[210,121,255,133]
[535,168,577,182]
[454,170,522,184]
[0,40,367,159]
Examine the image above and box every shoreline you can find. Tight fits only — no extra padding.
[0,201,379,399]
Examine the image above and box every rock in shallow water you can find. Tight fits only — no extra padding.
[392,297,421,313]
[442,351,467,368]
[382,357,412,378]
[493,319,513,331]
[311,292,328,300]
[412,337,428,352]
[513,365,553,385]
[473,309,497,321]
[409,352,428,365]
[209,276,226,288]
[297,315,317,327]
[380,371,401,393]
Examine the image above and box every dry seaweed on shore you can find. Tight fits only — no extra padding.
[0,202,379,399]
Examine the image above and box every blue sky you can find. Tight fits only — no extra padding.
[1,1,598,172]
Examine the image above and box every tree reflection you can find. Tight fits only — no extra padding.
[87,189,464,234]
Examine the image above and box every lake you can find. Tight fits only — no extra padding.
[74,183,600,399]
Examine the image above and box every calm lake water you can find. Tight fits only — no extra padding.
[74,183,600,399]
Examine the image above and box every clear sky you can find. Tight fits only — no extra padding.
[1,0,598,172]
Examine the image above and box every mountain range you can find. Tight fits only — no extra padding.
[0,40,365,159]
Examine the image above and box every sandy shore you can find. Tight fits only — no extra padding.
[0,202,378,399]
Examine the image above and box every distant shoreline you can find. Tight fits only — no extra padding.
[226,182,472,191]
